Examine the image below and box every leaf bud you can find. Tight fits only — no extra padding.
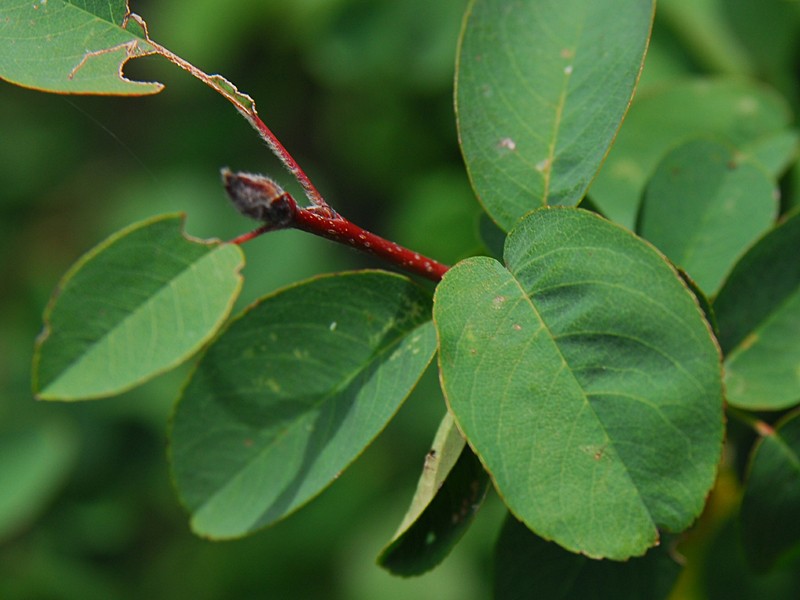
[221,168,295,226]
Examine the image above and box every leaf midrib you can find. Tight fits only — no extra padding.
[541,11,587,203]
[509,270,656,528]
[196,319,434,519]
[40,248,221,395]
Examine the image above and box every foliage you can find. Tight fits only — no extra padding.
[435,208,722,560]
[33,215,244,400]
[2,0,800,598]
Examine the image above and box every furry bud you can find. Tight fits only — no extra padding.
[221,168,295,226]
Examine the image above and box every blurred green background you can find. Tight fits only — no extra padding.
[2,0,800,598]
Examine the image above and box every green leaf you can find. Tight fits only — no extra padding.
[434,207,723,559]
[455,0,654,231]
[714,210,800,410]
[494,514,681,600]
[740,409,800,572]
[740,129,800,178]
[378,411,490,576]
[0,422,77,542]
[0,0,162,95]
[638,138,778,295]
[589,79,792,228]
[34,214,244,400]
[170,271,437,539]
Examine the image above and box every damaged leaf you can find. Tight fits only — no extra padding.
[0,0,163,94]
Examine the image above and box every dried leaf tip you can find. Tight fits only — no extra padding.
[221,168,296,226]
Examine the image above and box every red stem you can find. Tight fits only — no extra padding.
[228,224,276,245]
[147,29,449,281]
[246,116,327,209]
[147,36,328,210]
[292,209,450,282]
[225,179,450,282]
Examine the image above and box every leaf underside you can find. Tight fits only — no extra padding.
[378,412,491,576]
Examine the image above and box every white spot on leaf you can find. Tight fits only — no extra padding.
[498,137,517,151]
